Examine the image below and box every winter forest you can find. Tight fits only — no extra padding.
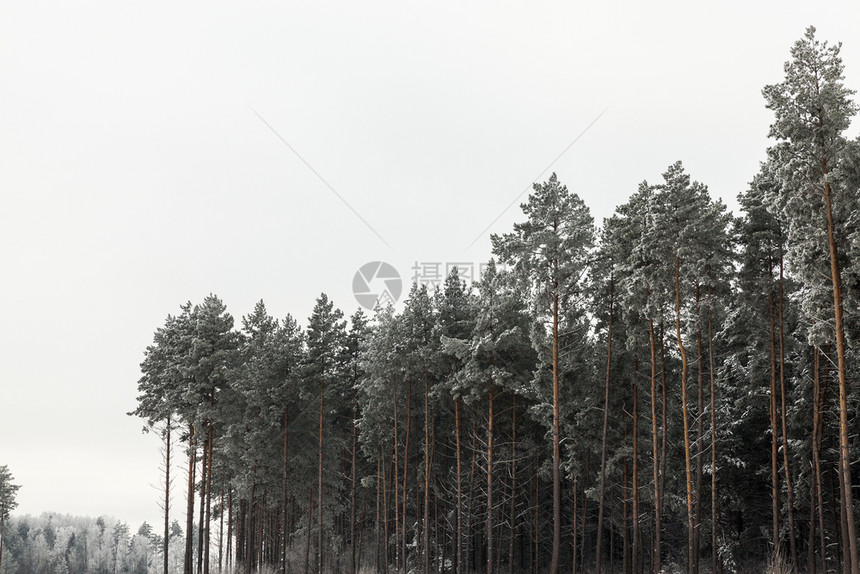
[4,25,860,574]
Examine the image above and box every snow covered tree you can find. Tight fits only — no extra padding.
[492,173,594,574]
[763,26,860,573]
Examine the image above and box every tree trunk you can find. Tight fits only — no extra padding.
[551,287,562,574]
[456,397,463,574]
[376,455,382,574]
[509,396,518,574]
[769,290,781,555]
[596,277,614,574]
[305,486,313,574]
[198,427,208,574]
[812,346,827,571]
[284,408,290,574]
[204,421,213,574]
[425,370,432,574]
[185,423,196,574]
[707,282,720,574]
[488,375,495,574]
[823,179,859,574]
[227,488,233,571]
[352,389,359,574]
[404,377,413,574]
[318,374,325,574]
[164,417,171,574]
[632,367,640,574]
[393,374,400,574]
[777,256,798,567]
[674,256,695,574]
[694,292,704,574]
[649,317,661,574]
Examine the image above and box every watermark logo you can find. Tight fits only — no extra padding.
[353,261,403,310]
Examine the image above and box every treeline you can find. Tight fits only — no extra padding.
[129,27,860,574]
[0,514,176,574]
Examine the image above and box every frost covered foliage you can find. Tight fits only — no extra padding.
[123,28,860,574]
[0,514,175,574]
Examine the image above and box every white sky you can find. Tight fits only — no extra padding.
[2,1,859,531]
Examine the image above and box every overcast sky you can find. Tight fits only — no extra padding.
[2,1,860,530]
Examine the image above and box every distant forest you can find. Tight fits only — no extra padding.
[3,25,860,574]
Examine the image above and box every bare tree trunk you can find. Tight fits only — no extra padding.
[198,427,208,574]
[352,390,359,574]
[572,478,579,574]
[675,257,695,574]
[425,370,432,574]
[185,423,196,574]
[707,283,721,574]
[456,397,463,574]
[777,256,798,567]
[393,375,400,574]
[227,489,233,571]
[632,367,640,574]
[509,396,518,574]
[769,290,781,555]
[284,409,290,574]
[305,487,313,574]
[404,378,413,574]
[824,180,859,574]
[551,286,562,574]
[596,277,614,574]
[649,317,661,574]
[694,293,704,574]
[813,346,827,572]
[376,455,382,574]
[164,417,171,574]
[219,488,224,574]
[204,421,214,574]
[487,375,495,574]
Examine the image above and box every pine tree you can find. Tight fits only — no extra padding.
[492,173,595,574]
[763,26,859,573]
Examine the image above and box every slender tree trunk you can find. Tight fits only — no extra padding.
[488,375,495,574]
[284,408,290,574]
[769,290,781,555]
[393,375,400,574]
[455,397,463,574]
[219,488,224,574]
[675,257,695,574]
[227,488,233,571]
[694,293,704,574]
[318,372,325,574]
[823,180,859,574]
[376,455,382,574]
[623,462,629,574]
[659,322,669,546]
[198,428,208,574]
[404,378,413,574]
[572,478,579,574]
[204,421,214,574]
[777,256,799,567]
[632,367,640,574]
[164,417,171,574]
[352,389,359,574]
[468,412,478,572]
[596,276,614,574]
[551,286,562,574]
[813,346,827,571]
[185,423,197,574]
[649,317,661,574]
[305,487,313,574]
[580,452,591,574]
[425,370,432,574]
[509,396,518,574]
[707,282,720,574]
